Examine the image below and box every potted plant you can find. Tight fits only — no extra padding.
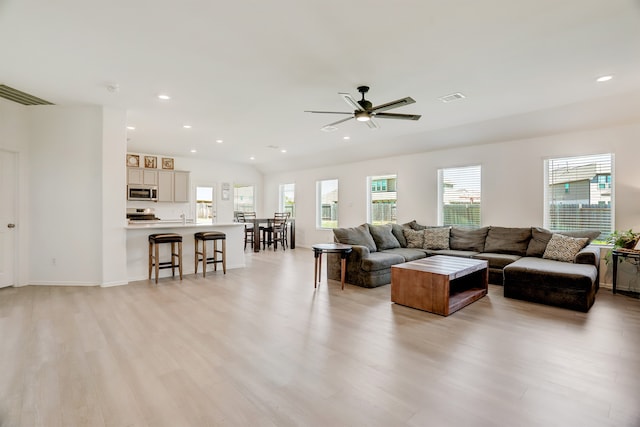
[605,229,639,264]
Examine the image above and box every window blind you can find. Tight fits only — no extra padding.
[545,153,612,237]
[439,165,481,227]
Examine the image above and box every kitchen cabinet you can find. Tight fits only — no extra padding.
[157,170,190,202]
[127,168,157,186]
[174,171,190,202]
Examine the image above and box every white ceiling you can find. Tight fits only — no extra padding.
[2,0,640,174]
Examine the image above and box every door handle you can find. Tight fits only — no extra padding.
[7,224,15,228]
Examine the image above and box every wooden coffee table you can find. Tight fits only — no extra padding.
[391,255,488,316]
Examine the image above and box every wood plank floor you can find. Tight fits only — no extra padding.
[1,248,639,427]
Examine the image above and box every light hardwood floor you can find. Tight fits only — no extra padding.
[1,248,639,427]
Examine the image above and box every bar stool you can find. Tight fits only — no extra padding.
[194,231,226,277]
[148,233,183,284]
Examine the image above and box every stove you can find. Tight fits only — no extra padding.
[127,208,160,221]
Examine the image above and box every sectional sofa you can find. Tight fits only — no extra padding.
[327,222,601,312]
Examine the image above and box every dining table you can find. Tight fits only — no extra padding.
[250,217,295,252]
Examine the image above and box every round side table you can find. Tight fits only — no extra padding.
[312,243,353,290]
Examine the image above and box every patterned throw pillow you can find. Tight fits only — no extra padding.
[542,234,589,263]
[423,227,450,250]
[403,228,424,248]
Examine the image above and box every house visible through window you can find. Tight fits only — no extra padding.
[233,184,255,213]
[279,183,295,218]
[438,165,481,227]
[368,174,397,224]
[544,153,613,239]
[317,179,338,228]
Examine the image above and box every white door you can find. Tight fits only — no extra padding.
[0,150,17,287]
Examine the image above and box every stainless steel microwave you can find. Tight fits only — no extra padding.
[127,185,158,201]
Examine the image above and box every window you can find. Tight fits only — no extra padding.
[279,183,295,218]
[438,165,481,227]
[317,179,338,228]
[233,184,255,212]
[368,174,397,224]
[195,186,214,223]
[544,153,613,239]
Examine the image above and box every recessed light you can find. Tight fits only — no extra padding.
[157,94,171,100]
[190,149,197,153]
[216,139,223,144]
[249,156,255,160]
[596,75,613,82]
[183,125,192,129]
[126,126,136,130]
[281,149,287,153]
[343,136,350,140]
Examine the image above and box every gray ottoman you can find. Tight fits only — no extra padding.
[503,257,598,312]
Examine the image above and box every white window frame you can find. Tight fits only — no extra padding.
[367,174,397,225]
[316,179,338,229]
[543,153,613,240]
[233,184,255,213]
[437,165,481,227]
[278,183,295,218]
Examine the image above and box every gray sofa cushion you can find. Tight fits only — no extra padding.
[361,252,406,272]
[369,224,400,250]
[333,224,377,252]
[391,224,408,247]
[526,227,553,257]
[526,227,601,257]
[472,253,522,269]
[483,226,531,256]
[423,249,479,258]
[449,227,489,252]
[382,247,428,262]
[406,220,428,230]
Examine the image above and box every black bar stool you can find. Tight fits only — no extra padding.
[194,231,226,277]
[148,233,183,284]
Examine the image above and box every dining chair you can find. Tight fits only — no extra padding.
[237,211,257,250]
[262,212,288,250]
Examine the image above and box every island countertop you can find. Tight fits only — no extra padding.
[126,222,245,282]
[126,221,241,229]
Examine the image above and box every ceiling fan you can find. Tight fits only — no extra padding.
[305,86,421,130]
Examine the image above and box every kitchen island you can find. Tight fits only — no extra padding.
[126,222,245,282]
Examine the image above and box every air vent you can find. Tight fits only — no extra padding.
[439,92,466,103]
[0,84,54,105]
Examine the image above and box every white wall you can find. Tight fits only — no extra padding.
[0,99,30,286]
[101,107,128,286]
[27,106,104,285]
[263,122,640,285]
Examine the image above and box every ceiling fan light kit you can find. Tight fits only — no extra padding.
[306,85,421,130]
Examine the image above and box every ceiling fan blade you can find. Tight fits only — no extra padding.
[374,112,421,121]
[370,97,416,113]
[324,116,354,127]
[339,92,364,111]
[305,110,352,115]
[366,118,379,129]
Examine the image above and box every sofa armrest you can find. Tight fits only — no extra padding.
[575,245,600,266]
[327,245,370,282]
[348,244,371,262]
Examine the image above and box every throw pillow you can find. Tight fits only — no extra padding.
[423,227,450,250]
[391,224,408,247]
[333,223,377,252]
[369,224,401,250]
[403,228,424,248]
[542,234,589,263]
[406,220,428,230]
